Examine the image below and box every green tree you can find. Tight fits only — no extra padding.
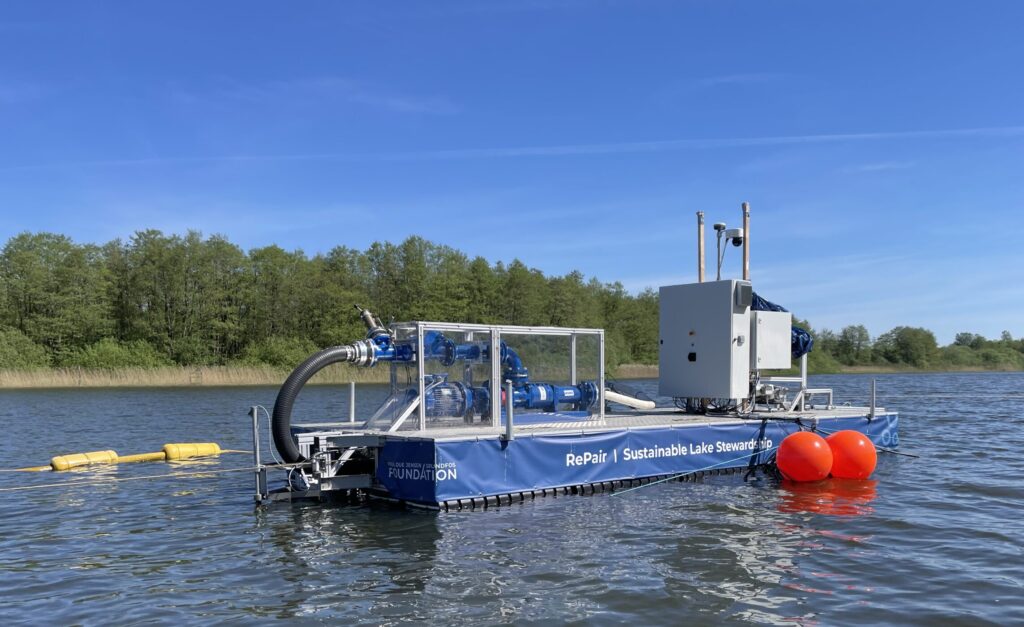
[365,241,402,321]
[0,232,111,357]
[814,328,838,357]
[874,326,938,367]
[548,271,600,328]
[62,338,171,368]
[200,235,249,360]
[314,247,372,346]
[396,236,430,320]
[503,259,546,325]
[0,327,50,368]
[465,256,500,323]
[835,324,872,365]
[426,244,471,322]
[247,244,311,347]
[239,336,320,368]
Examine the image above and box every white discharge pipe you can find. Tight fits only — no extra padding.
[604,389,656,411]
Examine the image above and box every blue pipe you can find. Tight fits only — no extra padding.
[356,321,597,415]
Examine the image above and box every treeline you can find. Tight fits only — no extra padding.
[799,323,1024,372]
[0,231,657,370]
[0,231,1019,373]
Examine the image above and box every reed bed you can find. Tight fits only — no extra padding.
[0,362,660,389]
[611,363,659,379]
[0,364,390,389]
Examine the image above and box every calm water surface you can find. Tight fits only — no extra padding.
[1,373,1022,625]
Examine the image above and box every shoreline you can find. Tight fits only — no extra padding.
[0,363,1018,390]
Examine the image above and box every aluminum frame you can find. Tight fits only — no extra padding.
[396,321,605,431]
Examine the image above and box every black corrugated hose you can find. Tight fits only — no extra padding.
[271,345,356,463]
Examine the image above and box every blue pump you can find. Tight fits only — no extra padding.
[349,306,598,418]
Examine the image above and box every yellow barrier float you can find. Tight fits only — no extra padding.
[14,442,233,472]
[163,442,222,460]
[50,450,118,471]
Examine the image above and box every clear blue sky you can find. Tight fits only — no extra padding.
[2,1,1022,343]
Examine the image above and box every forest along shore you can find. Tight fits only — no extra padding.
[2,232,1022,377]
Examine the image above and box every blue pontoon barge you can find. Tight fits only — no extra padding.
[250,205,898,509]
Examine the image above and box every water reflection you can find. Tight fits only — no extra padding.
[778,479,878,517]
[255,502,442,620]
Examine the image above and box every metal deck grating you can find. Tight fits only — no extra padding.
[294,406,884,442]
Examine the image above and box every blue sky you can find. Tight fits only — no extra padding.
[1,1,1022,343]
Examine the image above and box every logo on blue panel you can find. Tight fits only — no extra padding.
[385,461,458,481]
[565,438,774,468]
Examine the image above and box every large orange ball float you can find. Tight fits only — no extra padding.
[776,431,833,482]
[826,430,877,479]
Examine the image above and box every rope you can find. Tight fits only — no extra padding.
[5,449,253,473]
[611,413,916,497]
[611,444,780,497]
[254,404,284,466]
[795,419,920,458]
[0,463,305,493]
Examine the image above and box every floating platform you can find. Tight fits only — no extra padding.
[257,406,898,510]
[252,210,898,510]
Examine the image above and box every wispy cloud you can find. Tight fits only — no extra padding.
[2,125,1023,173]
[696,72,788,87]
[170,76,459,115]
[839,161,916,174]
[410,126,1022,159]
[347,0,621,20]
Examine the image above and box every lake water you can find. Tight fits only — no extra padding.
[1,373,1022,625]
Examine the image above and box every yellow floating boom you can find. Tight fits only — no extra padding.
[14,442,233,472]
[163,442,222,460]
[51,450,118,471]
[117,452,167,464]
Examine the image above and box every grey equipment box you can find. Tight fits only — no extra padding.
[751,310,793,370]
[658,280,752,400]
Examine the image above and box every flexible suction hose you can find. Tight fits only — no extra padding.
[604,389,657,411]
[272,345,356,463]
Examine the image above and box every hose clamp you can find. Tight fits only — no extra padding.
[351,340,377,367]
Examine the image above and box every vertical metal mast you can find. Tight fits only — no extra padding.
[697,211,706,283]
[741,202,751,281]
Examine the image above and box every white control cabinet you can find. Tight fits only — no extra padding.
[658,280,752,400]
[751,311,792,370]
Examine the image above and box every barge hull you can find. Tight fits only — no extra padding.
[371,411,898,507]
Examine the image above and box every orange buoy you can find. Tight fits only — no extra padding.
[776,431,833,482]
[826,430,877,479]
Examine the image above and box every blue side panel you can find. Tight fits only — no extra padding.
[866,412,900,448]
[375,438,438,503]
[380,413,898,505]
[432,424,779,502]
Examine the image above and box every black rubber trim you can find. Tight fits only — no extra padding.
[272,345,356,463]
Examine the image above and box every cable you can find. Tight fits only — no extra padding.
[794,419,919,458]
[253,404,283,466]
[612,444,780,497]
[0,464,287,493]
